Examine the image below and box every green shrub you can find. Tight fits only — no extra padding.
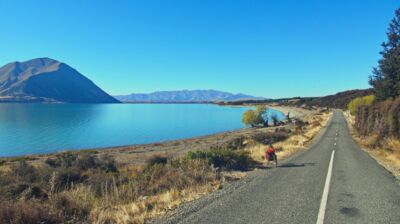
[187,149,254,171]
[348,95,375,115]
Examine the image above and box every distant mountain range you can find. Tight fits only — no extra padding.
[114,90,264,103]
[0,58,119,103]
[0,58,262,104]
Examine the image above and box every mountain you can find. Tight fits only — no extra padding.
[0,58,119,103]
[114,90,264,103]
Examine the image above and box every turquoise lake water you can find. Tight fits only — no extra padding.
[0,103,285,157]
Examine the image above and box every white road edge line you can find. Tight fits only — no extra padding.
[316,150,335,224]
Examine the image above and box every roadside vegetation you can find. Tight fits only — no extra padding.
[345,8,400,177]
[347,95,375,115]
[0,149,256,223]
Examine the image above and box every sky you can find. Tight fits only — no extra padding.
[0,0,399,98]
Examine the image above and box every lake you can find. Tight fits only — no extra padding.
[0,103,285,157]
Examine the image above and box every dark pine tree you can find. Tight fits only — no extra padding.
[369,8,400,100]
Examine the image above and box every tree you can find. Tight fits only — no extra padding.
[271,113,279,126]
[369,8,400,100]
[242,110,258,127]
[256,105,269,127]
[242,105,273,127]
[255,105,267,115]
[286,112,292,123]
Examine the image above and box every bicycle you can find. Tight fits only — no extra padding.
[266,152,278,168]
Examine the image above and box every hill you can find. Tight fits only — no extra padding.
[218,89,373,109]
[114,90,264,103]
[289,89,373,109]
[0,58,119,103]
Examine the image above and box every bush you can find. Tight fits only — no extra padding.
[348,95,375,115]
[46,153,118,173]
[45,152,78,168]
[85,172,118,197]
[355,97,400,139]
[53,169,85,192]
[99,158,118,173]
[11,161,37,182]
[5,184,47,200]
[146,154,168,167]
[51,193,92,222]
[0,200,62,224]
[187,149,255,171]
[76,154,98,170]
[213,136,247,150]
[250,131,289,144]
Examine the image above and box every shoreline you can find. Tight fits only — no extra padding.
[4,125,291,165]
[268,105,313,120]
[0,106,307,161]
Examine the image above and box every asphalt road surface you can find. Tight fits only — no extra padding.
[162,110,400,224]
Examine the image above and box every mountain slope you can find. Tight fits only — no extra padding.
[114,90,264,102]
[0,58,119,103]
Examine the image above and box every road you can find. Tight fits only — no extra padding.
[161,111,400,224]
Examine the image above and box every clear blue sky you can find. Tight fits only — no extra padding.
[0,0,398,98]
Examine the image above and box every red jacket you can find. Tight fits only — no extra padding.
[265,147,275,160]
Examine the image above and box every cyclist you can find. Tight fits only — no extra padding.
[265,143,278,167]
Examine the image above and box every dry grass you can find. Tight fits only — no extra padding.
[93,184,219,224]
[344,111,400,178]
[356,138,400,178]
[0,149,249,224]
[86,157,223,223]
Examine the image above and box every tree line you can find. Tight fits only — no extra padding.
[369,8,400,101]
[350,8,400,139]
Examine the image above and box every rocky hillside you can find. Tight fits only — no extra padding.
[0,58,119,103]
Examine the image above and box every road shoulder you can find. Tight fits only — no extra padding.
[343,111,400,181]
